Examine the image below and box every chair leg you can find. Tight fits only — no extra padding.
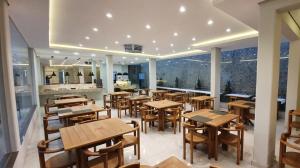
[138,143,140,159]
[134,145,136,155]
[183,142,186,160]
[237,144,240,165]
[141,120,144,132]
[174,121,176,134]
[190,143,194,164]
[145,122,147,134]
[241,141,244,160]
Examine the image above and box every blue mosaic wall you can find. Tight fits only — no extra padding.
[139,42,289,97]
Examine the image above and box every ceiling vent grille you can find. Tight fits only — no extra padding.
[124,44,143,53]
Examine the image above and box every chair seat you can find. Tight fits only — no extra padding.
[144,114,158,120]
[291,121,300,129]
[282,152,300,167]
[47,123,64,132]
[122,135,137,147]
[45,151,76,168]
[219,133,239,144]
[185,132,208,143]
[88,152,120,168]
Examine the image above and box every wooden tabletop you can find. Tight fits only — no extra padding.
[126,95,151,101]
[228,100,255,109]
[191,96,214,101]
[60,118,135,150]
[54,94,82,99]
[151,90,168,93]
[144,100,182,109]
[164,92,185,97]
[154,156,191,168]
[109,91,130,96]
[182,109,238,127]
[57,104,105,118]
[53,98,88,105]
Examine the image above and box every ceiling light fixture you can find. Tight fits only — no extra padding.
[170,43,174,47]
[173,32,178,36]
[152,40,156,44]
[85,36,90,40]
[53,50,60,54]
[79,44,83,47]
[91,53,96,57]
[192,37,196,41]
[207,19,214,25]
[126,34,131,38]
[73,52,80,55]
[226,28,231,32]
[145,24,151,29]
[155,47,159,51]
[93,28,99,32]
[106,13,112,18]
[122,56,127,59]
[192,30,258,47]
[115,41,119,44]
[179,6,186,13]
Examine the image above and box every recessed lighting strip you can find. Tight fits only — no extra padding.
[161,50,207,58]
[192,30,258,47]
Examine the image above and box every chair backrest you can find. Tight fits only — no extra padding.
[83,141,124,168]
[140,106,151,119]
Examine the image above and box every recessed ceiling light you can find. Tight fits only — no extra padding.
[53,50,60,54]
[207,19,214,25]
[188,47,191,50]
[104,46,108,49]
[85,36,90,40]
[145,24,151,29]
[152,40,156,44]
[73,52,80,55]
[79,44,83,47]
[126,34,131,39]
[226,28,231,32]
[173,32,178,36]
[179,6,186,13]
[155,47,159,51]
[115,41,119,44]
[92,28,98,32]
[91,53,96,57]
[106,13,112,18]
[122,56,126,59]
[130,61,134,64]
[170,43,174,47]
[192,37,196,41]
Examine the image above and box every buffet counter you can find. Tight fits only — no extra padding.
[39,84,103,104]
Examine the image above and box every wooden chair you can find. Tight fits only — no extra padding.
[43,115,64,140]
[44,103,58,117]
[82,141,124,168]
[165,107,182,134]
[103,94,111,108]
[218,121,244,165]
[120,162,152,168]
[288,110,300,135]
[140,106,159,134]
[122,120,140,159]
[37,137,76,168]
[182,122,209,164]
[279,132,300,168]
[117,98,130,118]
[69,99,96,124]
[134,99,150,118]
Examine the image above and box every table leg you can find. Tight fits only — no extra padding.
[129,100,133,117]
[76,149,82,168]
[158,109,164,131]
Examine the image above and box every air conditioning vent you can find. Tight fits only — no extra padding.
[124,44,143,53]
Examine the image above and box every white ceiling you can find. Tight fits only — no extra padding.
[8,0,262,65]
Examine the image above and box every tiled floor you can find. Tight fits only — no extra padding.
[23,104,289,168]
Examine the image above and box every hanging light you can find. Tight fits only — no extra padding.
[89,72,94,76]
[77,72,82,76]
[65,72,70,76]
[51,71,56,76]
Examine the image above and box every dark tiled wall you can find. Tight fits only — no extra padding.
[139,42,289,97]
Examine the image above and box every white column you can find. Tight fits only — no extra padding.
[91,60,96,83]
[0,0,21,151]
[78,67,84,84]
[253,3,282,167]
[285,40,300,129]
[149,58,157,90]
[106,55,114,93]
[210,47,221,110]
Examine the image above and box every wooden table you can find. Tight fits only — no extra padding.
[126,95,151,117]
[55,104,105,125]
[182,109,239,160]
[60,118,135,168]
[53,98,88,107]
[109,91,131,108]
[164,92,185,101]
[54,94,83,99]
[190,96,214,110]
[227,100,255,125]
[144,100,182,131]
[154,156,191,168]
[151,90,168,100]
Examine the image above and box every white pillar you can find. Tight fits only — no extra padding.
[210,47,221,110]
[91,60,96,83]
[106,55,114,93]
[78,67,84,84]
[253,3,282,167]
[149,58,157,90]
[0,0,21,151]
[285,40,300,129]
